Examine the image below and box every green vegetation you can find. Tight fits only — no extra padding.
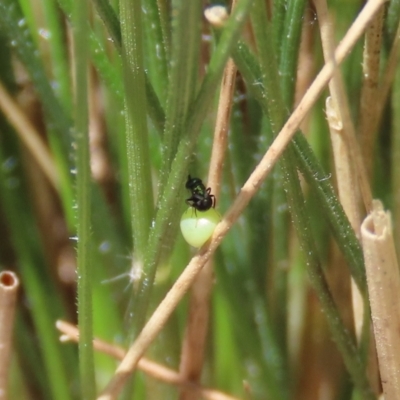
[0,0,398,399]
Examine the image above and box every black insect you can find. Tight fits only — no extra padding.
[185,175,216,212]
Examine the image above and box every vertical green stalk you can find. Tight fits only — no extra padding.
[279,0,306,108]
[250,2,291,391]
[272,0,287,55]
[250,0,284,125]
[161,0,202,177]
[41,0,72,112]
[391,67,400,244]
[386,0,400,42]
[273,0,306,357]
[57,0,165,133]
[91,0,122,48]
[142,0,169,102]
[270,175,289,349]
[73,0,96,397]
[119,0,154,333]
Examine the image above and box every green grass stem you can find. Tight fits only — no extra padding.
[142,0,169,103]
[91,0,121,49]
[119,0,155,338]
[72,0,96,397]
[159,0,203,189]
[41,0,72,112]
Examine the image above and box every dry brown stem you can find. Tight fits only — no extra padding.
[178,56,237,400]
[98,1,387,398]
[315,0,364,232]
[314,0,365,353]
[379,21,400,113]
[358,4,385,178]
[369,20,400,166]
[0,81,58,189]
[0,271,20,399]
[56,321,240,400]
[361,200,400,399]
[314,0,373,215]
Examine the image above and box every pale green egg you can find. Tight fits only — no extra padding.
[180,207,221,248]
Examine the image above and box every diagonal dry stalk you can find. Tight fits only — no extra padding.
[0,271,19,398]
[97,1,388,398]
[56,321,241,400]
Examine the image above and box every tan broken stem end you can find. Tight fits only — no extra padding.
[0,271,20,399]
[361,200,400,400]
